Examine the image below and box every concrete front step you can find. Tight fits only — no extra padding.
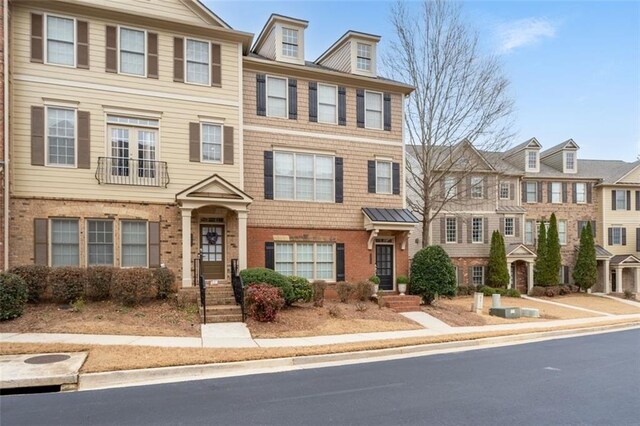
[206,305,242,314]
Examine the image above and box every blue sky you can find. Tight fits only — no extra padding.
[206,0,640,161]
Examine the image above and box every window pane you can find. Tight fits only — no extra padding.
[366,92,382,110]
[472,218,483,242]
[51,219,79,266]
[47,16,74,66]
[316,244,334,280]
[267,77,287,117]
[121,221,147,267]
[47,107,75,166]
[187,39,209,63]
[88,220,114,265]
[275,244,294,276]
[202,124,222,162]
[282,28,298,57]
[120,28,145,75]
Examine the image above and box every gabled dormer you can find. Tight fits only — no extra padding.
[541,139,580,174]
[316,31,381,77]
[503,138,541,173]
[252,14,308,65]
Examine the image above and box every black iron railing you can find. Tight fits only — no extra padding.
[230,258,245,322]
[95,157,170,187]
[195,253,206,324]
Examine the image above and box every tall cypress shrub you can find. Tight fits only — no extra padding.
[573,222,597,292]
[546,213,561,286]
[534,222,547,286]
[487,230,509,288]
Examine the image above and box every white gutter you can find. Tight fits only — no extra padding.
[3,0,9,270]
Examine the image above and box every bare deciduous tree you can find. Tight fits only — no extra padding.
[385,0,515,246]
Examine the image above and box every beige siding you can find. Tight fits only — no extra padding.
[599,186,640,256]
[73,0,216,26]
[619,166,640,184]
[542,151,563,171]
[319,42,351,73]
[257,27,276,60]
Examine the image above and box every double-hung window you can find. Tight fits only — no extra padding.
[551,182,562,203]
[87,220,114,266]
[558,220,567,245]
[615,191,627,210]
[47,107,76,167]
[472,217,483,243]
[376,161,392,194]
[365,91,383,129]
[46,15,75,66]
[500,182,510,199]
[318,84,337,124]
[472,266,484,286]
[50,219,80,266]
[525,182,537,203]
[121,220,148,267]
[266,76,287,118]
[186,39,210,85]
[274,152,334,202]
[444,176,457,198]
[575,183,586,203]
[119,27,146,76]
[504,217,514,237]
[611,227,623,245]
[471,177,484,199]
[201,123,222,163]
[446,217,457,243]
[356,43,371,71]
[275,242,334,280]
[565,152,575,171]
[107,115,159,179]
[526,151,538,171]
[525,220,535,245]
[282,28,298,58]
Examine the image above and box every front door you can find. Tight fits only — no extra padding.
[376,244,394,291]
[200,224,225,280]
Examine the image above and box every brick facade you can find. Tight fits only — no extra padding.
[0,0,4,270]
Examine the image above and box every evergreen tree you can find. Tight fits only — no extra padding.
[534,222,547,285]
[573,222,597,291]
[487,230,509,288]
[546,213,562,286]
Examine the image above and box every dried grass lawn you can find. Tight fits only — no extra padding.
[247,301,421,338]
[0,301,201,337]
[423,296,599,327]
[540,294,640,315]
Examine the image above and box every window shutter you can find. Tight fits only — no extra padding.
[148,222,161,267]
[77,21,89,69]
[338,87,347,126]
[547,182,552,203]
[367,160,376,193]
[467,267,473,285]
[483,267,488,286]
[457,267,464,285]
[392,162,400,195]
[336,243,346,281]
[223,126,234,165]
[335,157,343,203]
[515,217,520,238]
[308,82,317,122]
[483,218,489,243]
[264,151,274,200]
[483,176,489,199]
[591,221,596,238]
[467,218,472,243]
[622,228,627,246]
[211,43,221,86]
[173,37,184,82]
[265,242,275,270]
[356,89,365,128]
[34,218,48,265]
[636,228,640,252]
[189,122,200,162]
[626,190,631,210]
[636,191,640,211]
[587,183,593,203]
[466,176,472,199]
[537,182,543,203]
[31,106,45,166]
[256,74,266,116]
[147,32,159,79]
[499,217,504,234]
[611,190,616,210]
[440,217,446,243]
[521,182,526,203]
[577,221,584,238]
[562,183,568,203]
[383,93,392,131]
[572,183,577,203]
[106,26,117,73]
[510,183,515,200]
[563,266,570,284]
[457,218,463,243]
[608,228,613,246]
[30,13,44,63]
[288,79,297,119]
[77,111,91,169]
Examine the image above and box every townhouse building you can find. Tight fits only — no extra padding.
[1,0,5,271]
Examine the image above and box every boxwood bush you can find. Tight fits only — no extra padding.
[410,246,456,304]
[287,276,313,304]
[153,267,177,300]
[8,265,50,303]
[240,268,294,305]
[0,272,28,321]
[50,267,87,304]
[111,268,155,306]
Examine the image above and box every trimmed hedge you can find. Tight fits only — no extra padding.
[240,268,295,305]
[8,265,50,303]
[354,281,373,301]
[86,266,114,301]
[50,267,87,304]
[0,273,28,321]
[456,285,476,296]
[110,268,155,306]
[154,267,177,300]
[287,276,313,304]
[245,283,285,322]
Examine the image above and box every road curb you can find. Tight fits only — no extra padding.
[78,322,640,391]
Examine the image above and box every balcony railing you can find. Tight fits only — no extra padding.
[95,157,170,188]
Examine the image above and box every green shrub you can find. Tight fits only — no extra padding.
[0,273,28,321]
[479,286,496,296]
[336,281,354,303]
[111,268,155,306]
[529,286,547,297]
[245,283,284,322]
[505,289,521,298]
[410,246,456,304]
[153,268,177,300]
[86,266,115,301]
[487,231,509,288]
[240,268,294,305]
[49,267,87,304]
[8,265,50,303]
[287,276,313,304]
[312,280,326,307]
[573,221,597,292]
[456,285,475,296]
[396,275,409,285]
[624,290,635,300]
[368,275,381,285]
[354,281,373,301]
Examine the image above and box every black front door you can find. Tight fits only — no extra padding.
[376,244,394,291]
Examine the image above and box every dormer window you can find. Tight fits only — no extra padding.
[526,150,539,172]
[565,152,575,171]
[282,28,299,58]
[356,43,372,71]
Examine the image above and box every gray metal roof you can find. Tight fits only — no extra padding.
[362,208,419,223]
[595,245,613,259]
[496,206,527,213]
[610,254,640,265]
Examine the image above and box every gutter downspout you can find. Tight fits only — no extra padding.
[3,0,9,270]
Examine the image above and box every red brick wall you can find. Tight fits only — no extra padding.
[0,0,5,271]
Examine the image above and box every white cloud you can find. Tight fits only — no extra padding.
[496,18,558,54]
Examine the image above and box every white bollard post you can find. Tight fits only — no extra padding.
[492,293,501,309]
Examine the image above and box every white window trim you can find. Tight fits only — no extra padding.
[281,27,299,58]
[551,182,562,204]
[104,119,161,169]
[317,83,338,125]
[564,151,576,172]
[472,266,484,286]
[273,151,335,203]
[525,181,537,203]
[444,176,457,199]
[199,121,224,164]
[614,190,627,210]
[525,219,535,245]
[274,242,336,282]
[525,150,539,172]
[86,218,115,267]
[470,177,484,199]
[45,105,78,168]
[44,13,77,68]
[445,217,457,244]
[504,216,515,237]
[559,220,567,246]
[575,183,586,204]
[364,90,383,130]
[119,220,149,268]
[49,218,80,267]
[499,182,510,200]
[472,216,484,244]
[356,42,372,72]
[611,226,623,245]
[117,25,148,78]
[266,75,288,119]
[184,37,212,87]
[375,160,392,194]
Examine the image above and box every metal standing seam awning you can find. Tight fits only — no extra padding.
[362,207,419,250]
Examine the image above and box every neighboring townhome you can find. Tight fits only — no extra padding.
[243,15,416,290]
[593,159,640,293]
[8,0,253,287]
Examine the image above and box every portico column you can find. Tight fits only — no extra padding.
[603,260,611,293]
[237,210,248,271]
[181,208,193,287]
[616,267,623,293]
[507,261,513,289]
[527,261,534,293]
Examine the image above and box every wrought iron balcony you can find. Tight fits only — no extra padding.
[95,157,170,188]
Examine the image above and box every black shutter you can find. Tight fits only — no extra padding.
[367,160,376,193]
[34,218,48,265]
[587,183,593,203]
[572,183,577,203]
[510,183,515,200]
[264,151,273,200]
[636,191,640,211]
[484,218,489,243]
[611,190,616,210]
[608,228,613,246]
[338,87,347,126]
[149,222,161,268]
[288,79,297,120]
[636,228,640,252]
[308,82,318,122]
[622,228,627,246]
[537,182,543,203]
[563,266,570,284]
[383,93,391,131]
[336,243,345,281]
[562,183,568,203]
[522,182,526,203]
[457,218,463,243]
[627,190,631,210]
[440,217,446,243]
[356,89,365,128]
[499,217,504,234]
[265,242,275,270]
[335,157,343,203]
[468,267,473,285]
[392,162,400,195]
[577,221,584,238]
[256,74,266,116]
[547,182,552,203]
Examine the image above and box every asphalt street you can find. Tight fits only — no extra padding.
[1,329,639,426]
